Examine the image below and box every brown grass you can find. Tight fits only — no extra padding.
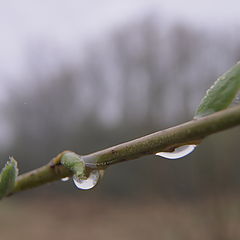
[1,195,240,240]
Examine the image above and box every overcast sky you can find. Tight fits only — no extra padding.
[0,0,239,148]
[0,0,239,81]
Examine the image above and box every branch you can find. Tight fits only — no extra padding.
[11,104,240,196]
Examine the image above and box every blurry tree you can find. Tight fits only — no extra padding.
[3,13,240,198]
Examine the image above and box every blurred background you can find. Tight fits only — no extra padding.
[1,0,240,239]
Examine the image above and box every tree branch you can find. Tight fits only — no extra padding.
[11,104,240,196]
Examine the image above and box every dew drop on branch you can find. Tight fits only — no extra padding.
[61,177,70,182]
[156,145,196,159]
[73,170,100,190]
[232,92,240,105]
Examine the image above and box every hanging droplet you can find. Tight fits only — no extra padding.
[61,177,70,182]
[232,92,240,105]
[73,170,100,190]
[156,145,196,159]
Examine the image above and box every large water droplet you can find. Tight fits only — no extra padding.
[156,145,196,159]
[73,170,100,190]
[61,177,70,182]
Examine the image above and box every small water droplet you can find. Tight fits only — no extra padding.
[61,177,70,182]
[156,145,196,159]
[232,92,240,105]
[73,170,100,190]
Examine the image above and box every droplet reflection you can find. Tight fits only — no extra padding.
[61,177,70,182]
[73,170,100,190]
[232,92,240,105]
[156,145,196,159]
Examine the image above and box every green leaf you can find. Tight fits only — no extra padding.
[61,152,87,179]
[0,157,18,199]
[194,62,240,118]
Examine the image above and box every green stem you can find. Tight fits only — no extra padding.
[11,104,240,195]
[13,152,73,194]
[83,104,240,166]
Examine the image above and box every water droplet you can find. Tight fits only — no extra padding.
[61,177,70,182]
[232,92,240,105]
[73,170,100,190]
[156,145,196,159]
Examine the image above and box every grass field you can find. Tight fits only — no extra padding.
[1,194,240,240]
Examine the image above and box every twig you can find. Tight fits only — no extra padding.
[12,104,240,195]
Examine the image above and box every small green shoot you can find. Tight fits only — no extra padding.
[0,157,18,199]
[61,152,87,179]
[195,62,240,118]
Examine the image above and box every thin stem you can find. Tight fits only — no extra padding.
[11,105,240,195]
[82,104,240,166]
[13,152,73,194]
